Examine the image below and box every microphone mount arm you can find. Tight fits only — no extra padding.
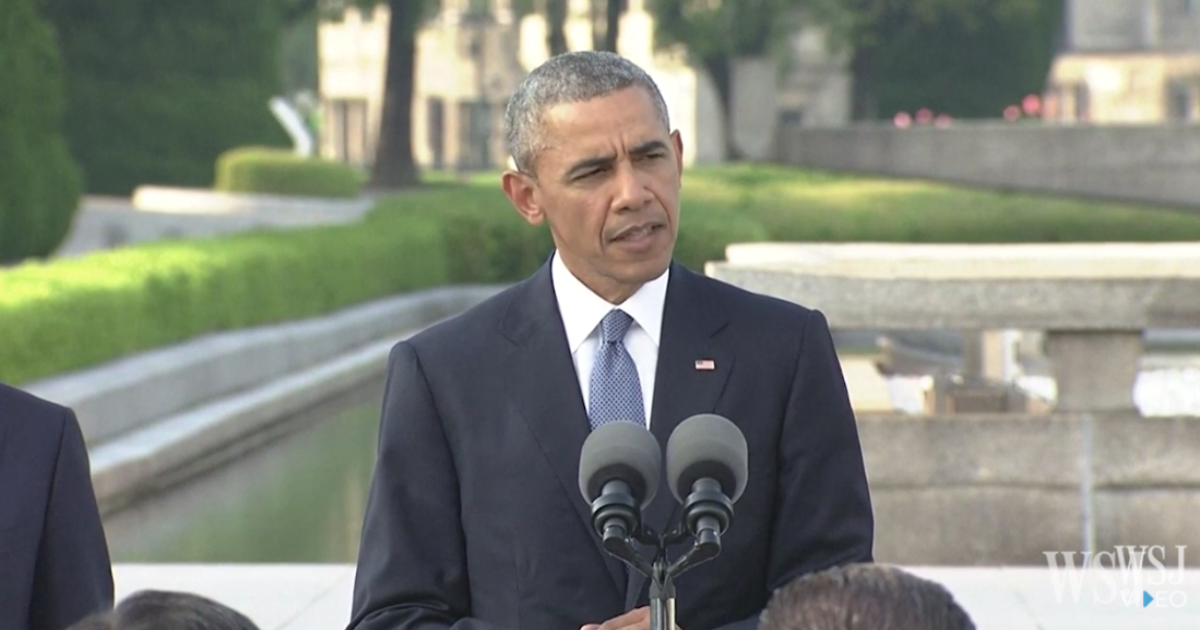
[589,479,735,630]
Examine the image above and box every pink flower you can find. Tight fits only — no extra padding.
[1022,94,1042,116]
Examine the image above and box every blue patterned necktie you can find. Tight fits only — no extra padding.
[589,309,646,430]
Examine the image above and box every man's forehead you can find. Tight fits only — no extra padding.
[541,87,662,129]
[539,128,668,174]
[541,102,666,148]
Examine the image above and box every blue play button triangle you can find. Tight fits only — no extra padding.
[1144,591,1154,607]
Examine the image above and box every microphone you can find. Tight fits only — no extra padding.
[665,414,748,549]
[578,421,661,553]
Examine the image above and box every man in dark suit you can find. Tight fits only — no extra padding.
[349,51,873,630]
[0,382,114,630]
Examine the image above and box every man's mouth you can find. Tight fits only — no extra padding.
[613,223,661,242]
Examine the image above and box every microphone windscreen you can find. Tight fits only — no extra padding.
[665,413,748,504]
[578,421,661,510]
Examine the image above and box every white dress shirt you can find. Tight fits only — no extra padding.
[551,251,668,428]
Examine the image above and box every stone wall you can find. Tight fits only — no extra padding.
[775,122,1200,211]
[861,412,1200,566]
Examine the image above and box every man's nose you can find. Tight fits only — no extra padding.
[612,163,651,210]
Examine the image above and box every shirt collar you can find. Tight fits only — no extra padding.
[551,250,669,354]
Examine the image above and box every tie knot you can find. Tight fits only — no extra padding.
[600,309,634,345]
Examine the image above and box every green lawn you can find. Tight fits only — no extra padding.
[423,163,1200,245]
[5,163,1200,385]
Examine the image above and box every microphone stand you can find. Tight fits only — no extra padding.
[592,481,734,630]
[603,520,723,630]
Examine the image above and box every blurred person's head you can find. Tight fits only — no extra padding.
[67,590,259,630]
[501,50,683,304]
[759,563,976,630]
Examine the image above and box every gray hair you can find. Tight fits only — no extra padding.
[504,51,671,175]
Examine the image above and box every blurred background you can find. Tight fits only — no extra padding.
[3,0,1200,624]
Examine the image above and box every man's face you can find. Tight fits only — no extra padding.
[502,86,684,304]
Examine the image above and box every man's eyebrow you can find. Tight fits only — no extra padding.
[564,154,616,180]
[562,140,670,180]
[629,140,669,156]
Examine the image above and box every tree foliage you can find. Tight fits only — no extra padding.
[652,0,800,60]
[810,0,1061,119]
[649,0,800,158]
[37,0,291,195]
[0,0,82,262]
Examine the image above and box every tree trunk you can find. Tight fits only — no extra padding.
[602,0,621,52]
[370,0,420,189]
[547,0,568,56]
[703,55,742,161]
[850,47,879,121]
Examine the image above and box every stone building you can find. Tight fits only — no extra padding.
[1045,0,1200,123]
[317,0,851,168]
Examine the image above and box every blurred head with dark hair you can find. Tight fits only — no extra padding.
[66,590,260,630]
[759,564,976,630]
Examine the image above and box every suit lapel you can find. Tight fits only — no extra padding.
[502,260,628,601]
[627,263,734,608]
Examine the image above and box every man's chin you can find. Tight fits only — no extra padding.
[622,254,673,283]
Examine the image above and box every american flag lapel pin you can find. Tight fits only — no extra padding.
[694,359,716,371]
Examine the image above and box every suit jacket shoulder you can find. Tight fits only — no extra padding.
[693,268,815,325]
[0,382,73,461]
[682,266,826,367]
[401,280,524,357]
[0,382,114,630]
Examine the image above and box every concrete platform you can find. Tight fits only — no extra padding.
[706,242,1200,414]
[708,242,1200,330]
[111,564,1200,630]
[57,191,374,257]
[23,286,502,514]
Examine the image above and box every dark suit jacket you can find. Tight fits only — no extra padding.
[0,383,114,630]
[350,259,873,630]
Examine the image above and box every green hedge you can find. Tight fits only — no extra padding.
[0,180,761,385]
[215,147,361,198]
[0,211,447,385]
[0,0,83,264]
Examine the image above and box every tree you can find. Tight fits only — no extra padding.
[808,0,1057,120]
[369,0,426,188]
[0,0,82,262]
[37,0,291,195]
[593,0,622,52]
[309,0,439,189]
[650,0,800,158]
[546,0,568,56]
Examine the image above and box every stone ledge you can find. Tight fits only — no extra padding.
[705,265,1200,330]
[132,185,373,216]
[26,285,504,445]
[89,337,397,514]
[707,243,1200,330]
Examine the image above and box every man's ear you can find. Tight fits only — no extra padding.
[670,130,684,177]
[502,170,545,226]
